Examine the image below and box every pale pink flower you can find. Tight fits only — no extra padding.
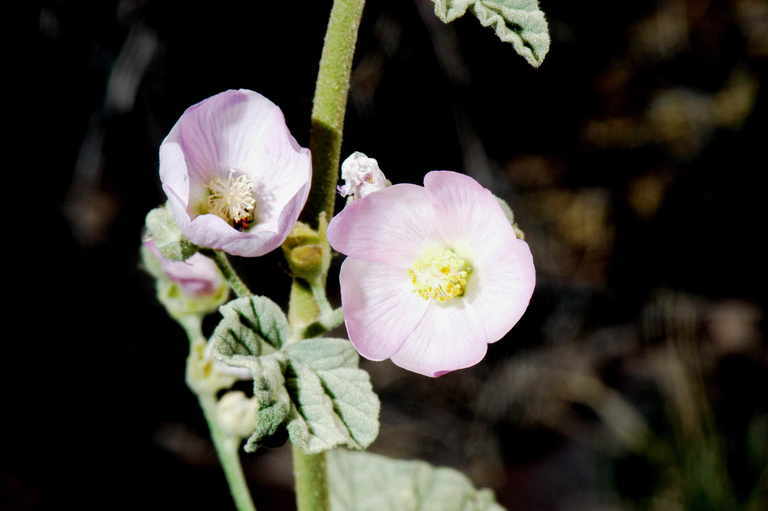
[327,171,535,377]
[160,89,311,257]
[144,240,225,297]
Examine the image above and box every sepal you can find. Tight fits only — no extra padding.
[281,215,331,283]
[145,204,198,261]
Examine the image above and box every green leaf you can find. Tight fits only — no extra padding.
[328,450,506,511]
[145,204,198,260]
[431,0,550,67]
[210,301,380,453]
[211,296,289,367]
[242,357,292,451]
[285,338,379,453]
[284,337,359,370]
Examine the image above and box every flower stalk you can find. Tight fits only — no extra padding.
[180,315,258,511]
[210,250,252,298]
[197,393,258,511]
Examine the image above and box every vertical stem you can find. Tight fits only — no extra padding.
[302,0,367,227]
[292,445,330,511]
[289,281,331,511]
[198,394,258,511]
[293,2,365,509]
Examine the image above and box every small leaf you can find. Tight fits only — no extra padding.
[210,303,380,453]
[284,337,359,370]
[328,450,507,511]
[285,338,379,453]
[244,402,291,452]
[211,296,290,370]
[431,0,550,67]
[243,357,292,451]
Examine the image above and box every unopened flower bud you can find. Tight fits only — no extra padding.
[145,204,198,261]
[217,391,260,438]
[337,152,391,202]
[281,220,330,282]
[141,240,228,316]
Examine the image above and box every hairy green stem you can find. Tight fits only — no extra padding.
[292,445,330,511]
[211,250,252,297]
[292,2,366,508]
[302,0,366,227]
[289,281,331,511]
[178,314,257,511]
[197,394,258,511]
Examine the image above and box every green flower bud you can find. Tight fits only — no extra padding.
[145,204,198,261]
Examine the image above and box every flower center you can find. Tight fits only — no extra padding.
[207,170,256,228]
[408,247,472,302]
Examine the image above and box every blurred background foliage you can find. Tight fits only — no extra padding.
[19,0,767,509]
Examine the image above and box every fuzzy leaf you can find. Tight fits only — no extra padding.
[328,450,506,511]
[211,296,289,369]
[210,302,380,453]
[243,357,292,451]
[432,0,550,67]
[285,338,379,453]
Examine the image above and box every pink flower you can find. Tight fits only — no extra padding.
[160,90,311,257]
[144,240,225,297]
[327,171,535,377]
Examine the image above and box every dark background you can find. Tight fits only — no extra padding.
[15,0,767,509]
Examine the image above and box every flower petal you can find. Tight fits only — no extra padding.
[339,258,429,361]
[465,236,535,343]
[423,171,513,259]
[179,91,283,178]
[219,180,311,257]
[390,301,488,377]
[328,184,438,268]
[159,90,312,257]
[184,214,244,249]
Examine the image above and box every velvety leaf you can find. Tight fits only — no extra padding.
[211,296,289,371]
[285,338,379,453]
[210,302,379,453]
[432,0,550,67]
[328,450,506,511]
[284,337,359,370]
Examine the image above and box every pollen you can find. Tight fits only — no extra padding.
[408,248,472,302]
[207,170,256,225]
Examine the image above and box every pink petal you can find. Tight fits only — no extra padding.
[327,184,438,268]
[218,180,311,257]
[177,90,288,182]
[390,301,489,377]
[423,171,513,259]
[339,258,429,361]
[144,241,223,296]
[465,236,536,343]
[159,90,311,257]
[184,214,244,249]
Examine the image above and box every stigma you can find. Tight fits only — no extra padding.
[207,170,256,227]
[408,247,472,302]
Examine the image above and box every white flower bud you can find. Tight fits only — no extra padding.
[338,152,391,202]
[217,391,260,438]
